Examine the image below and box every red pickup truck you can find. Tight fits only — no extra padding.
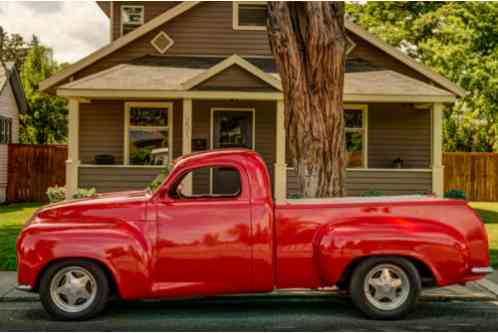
[17,149,491,320]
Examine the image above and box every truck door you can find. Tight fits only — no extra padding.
[153,165,253,297]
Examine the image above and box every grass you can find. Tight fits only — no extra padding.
[0,202,42,271]
[0,201,497,271]
[469,202,498,268]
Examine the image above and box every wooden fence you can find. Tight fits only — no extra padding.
[7,144,67,202]
[444,152,498,202]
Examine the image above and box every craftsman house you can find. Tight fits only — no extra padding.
[40,1,465,202]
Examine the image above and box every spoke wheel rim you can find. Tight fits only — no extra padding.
[363,264,410,311]
[50,266,97,313]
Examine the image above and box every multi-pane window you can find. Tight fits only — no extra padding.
[0,117,12,144]
[121,6,144,35]
[126,104,171,166]
[234,2,267,30]
[345,109,366,168]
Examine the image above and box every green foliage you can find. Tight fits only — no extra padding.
[46,185,66,203]
[20,36,68,144]
[0,26,28,71]
[148,166,171,192]
[73,188,97,200]
[361,190,385,197]
[347,2,498,152]
[444,189,467,200]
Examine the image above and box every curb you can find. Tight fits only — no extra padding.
[475,278,498,298]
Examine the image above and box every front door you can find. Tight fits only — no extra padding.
[212,110,253,194]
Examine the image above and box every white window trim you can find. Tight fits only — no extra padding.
[124,102,174,166]
[233,2,267,31]
[209,107,256,194]
[345,104,368,169]
[121,5,145,37]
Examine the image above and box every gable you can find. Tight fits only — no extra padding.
[194,64,279,92]
[42,1,464,97]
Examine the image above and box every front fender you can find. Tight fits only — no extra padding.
[314,216,469,286]
[17,220,153,299]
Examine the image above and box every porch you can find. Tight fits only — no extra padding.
[58,55,451,201]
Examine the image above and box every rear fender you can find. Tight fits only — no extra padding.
[314,216,469,286]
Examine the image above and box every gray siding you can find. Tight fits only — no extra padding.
[196,65,278,91]
[287,168,433,197]
[79,99,183,165]
[79,166,161,192]
[368,104,431,169]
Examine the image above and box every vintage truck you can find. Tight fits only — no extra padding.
[17,149,491,320]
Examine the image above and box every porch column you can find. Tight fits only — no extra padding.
[66,98,80,198]
[182,98,193,195]
[274,100,287,203]
[432,103,444,197]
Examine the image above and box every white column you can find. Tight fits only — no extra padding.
[432,103,444,197]
[182,98,193,195]
[66,98,80,198]
[274,100,287,203]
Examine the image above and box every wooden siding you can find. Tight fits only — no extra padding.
[79,166,161,192]
[287,168,433,197]
[79,99,183,165]
[66,1,452,93]
[195,65,278,91]
[368,104,431,169]
[191,100,276,194]
[0,81,20,202]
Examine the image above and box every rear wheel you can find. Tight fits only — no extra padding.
[350,257,421,320]
[39,260,109,321]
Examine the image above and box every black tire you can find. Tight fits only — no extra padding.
[39,260,110,321]
[349,256,421,320]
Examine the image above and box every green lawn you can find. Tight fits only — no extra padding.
[0,201,497,271]
[0,203,42,271]
[469,202,498,268]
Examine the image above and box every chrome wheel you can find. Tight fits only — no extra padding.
[364,264,410,311]
[49,266,97,313]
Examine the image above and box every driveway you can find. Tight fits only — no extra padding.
[1,294,498,331]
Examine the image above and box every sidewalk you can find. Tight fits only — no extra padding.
[1,271,497,302]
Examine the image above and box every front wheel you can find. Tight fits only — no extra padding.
[39,260,110,321]
[350,257,421,320]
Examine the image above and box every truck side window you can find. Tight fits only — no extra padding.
[171,166,242,199]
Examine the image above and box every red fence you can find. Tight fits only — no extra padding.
[7,144,67,202]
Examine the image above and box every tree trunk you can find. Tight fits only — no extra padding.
[267,2,347,197]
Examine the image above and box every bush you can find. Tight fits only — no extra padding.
[148,166,170,192]
[361,190,385,197]
[444,189,467,200]
[46,185,66,203]
[46,186,97,203]
[288,193,303,199]
[73,188,97,200]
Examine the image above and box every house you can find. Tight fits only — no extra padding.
[40,1,465,202]
[0,62,28,202]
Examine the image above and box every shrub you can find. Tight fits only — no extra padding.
[361,190,385,197]
[444,189,467,200]
[73,188,97,200]
[46,185,66,203]
[288,193,303,199]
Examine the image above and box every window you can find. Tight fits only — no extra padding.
[233,2,267,30]
[345,106,368,168]
[0,117,12,144]
[125,102,173,166]
[121,5,144,36]
[172,166,242,199]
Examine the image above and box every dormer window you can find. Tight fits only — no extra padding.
[233,2,267,31]
[121,5,144,36]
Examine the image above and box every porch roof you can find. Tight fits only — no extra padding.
[58,55,456,102]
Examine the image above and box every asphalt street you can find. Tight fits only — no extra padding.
[1,294,498,331]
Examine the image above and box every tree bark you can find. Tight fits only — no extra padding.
[267,2,347,198]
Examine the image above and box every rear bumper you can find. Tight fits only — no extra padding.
[471,266,494,274]
[16,284,34,292]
